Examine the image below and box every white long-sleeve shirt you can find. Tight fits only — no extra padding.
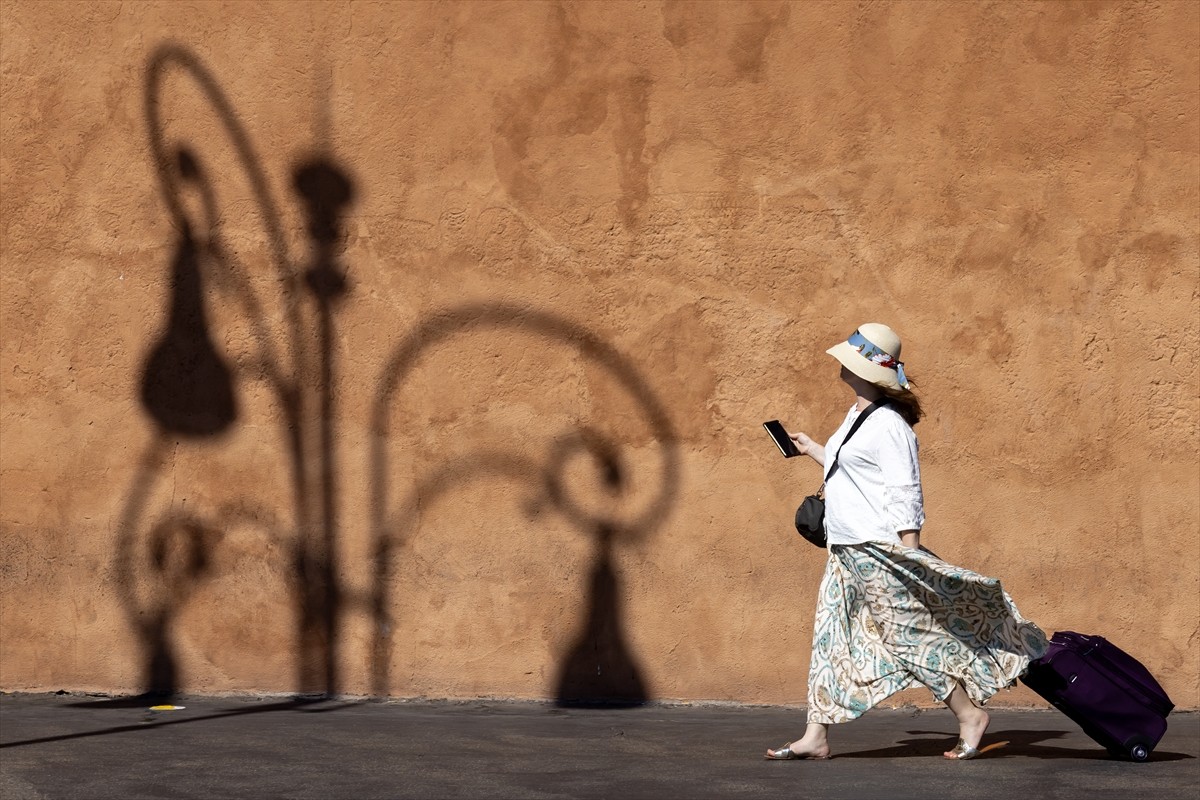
[822,403,925,546]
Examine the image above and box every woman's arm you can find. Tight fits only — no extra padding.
[788,431,825,466]
[875,415,925,547]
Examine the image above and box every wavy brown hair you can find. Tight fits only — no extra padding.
[879,380,924,426]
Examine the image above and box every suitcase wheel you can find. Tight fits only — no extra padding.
[1121,735,1155,762]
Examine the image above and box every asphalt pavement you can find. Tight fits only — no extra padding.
[1,692,1196,799]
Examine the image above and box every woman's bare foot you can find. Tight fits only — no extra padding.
[943,708,989,759]
[772,743,830,762]
[765,734,831,760]
[942,682,990,759]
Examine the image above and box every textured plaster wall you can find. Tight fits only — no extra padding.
[1,1,1197,709]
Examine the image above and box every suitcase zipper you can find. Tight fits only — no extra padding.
[1067,643,1174,717]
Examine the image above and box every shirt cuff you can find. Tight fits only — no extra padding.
[885,485,925,533]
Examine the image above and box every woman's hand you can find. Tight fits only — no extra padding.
[789,432,826,466]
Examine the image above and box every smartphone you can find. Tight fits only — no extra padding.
[763,420,801,458]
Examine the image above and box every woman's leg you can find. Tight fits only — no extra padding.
[767,547,918,759]
[942,680,989,757]
[846,543,1047,758]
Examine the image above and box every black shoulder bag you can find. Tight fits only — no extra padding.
[794,402,884,548]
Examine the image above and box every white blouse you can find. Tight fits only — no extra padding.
[822,403,925,547]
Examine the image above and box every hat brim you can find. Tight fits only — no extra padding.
[827,342,904,391]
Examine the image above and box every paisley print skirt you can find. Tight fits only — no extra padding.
[806,542,1048,724]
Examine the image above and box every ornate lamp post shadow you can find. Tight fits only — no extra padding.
[127,45,359,699]
[130,44,679,705]
[140,149,238,439]
[292,157,356,695]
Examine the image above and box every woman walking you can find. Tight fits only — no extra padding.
[766,323,1048,761]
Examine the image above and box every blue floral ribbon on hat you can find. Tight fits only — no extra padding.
[847,330,910,389]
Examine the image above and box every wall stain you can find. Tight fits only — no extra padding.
[661,0,790,86]
[612,75,652,229]
[1076,233,1116,274]
[952,210,1044,276]
[1124,231,1183,293]
[1022,0,1109,67]
[492,3,608,207]
[491,2,653,231]
[948,310,1015,366]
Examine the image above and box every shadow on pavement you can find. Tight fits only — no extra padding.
[0,697,360,750]
[835,728,1195,762]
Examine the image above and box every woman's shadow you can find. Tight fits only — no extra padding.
[837,728,1194,762]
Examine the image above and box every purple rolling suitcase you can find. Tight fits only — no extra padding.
[1021,631,1174,761]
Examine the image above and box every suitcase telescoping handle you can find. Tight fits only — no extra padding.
[1059,631,1108,659]
[1056,631,1103,655]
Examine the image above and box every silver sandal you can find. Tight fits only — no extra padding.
[765,743,831,761]
[944,738,980,760]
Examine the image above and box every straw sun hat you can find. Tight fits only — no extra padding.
[826,323,911,391]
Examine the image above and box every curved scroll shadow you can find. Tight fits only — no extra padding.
[112,437,292,699]
[369,305,680,705]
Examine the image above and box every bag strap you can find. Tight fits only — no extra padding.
[823,401,885,484]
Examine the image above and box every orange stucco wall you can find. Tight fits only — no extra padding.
[2,1,1197,710]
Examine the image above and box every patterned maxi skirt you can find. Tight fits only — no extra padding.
[807,542,1049,724]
